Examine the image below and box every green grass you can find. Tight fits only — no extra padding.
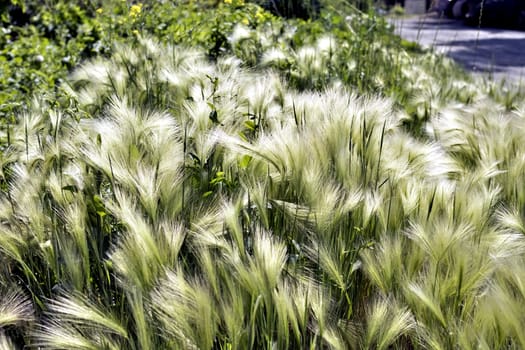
[1,0,525,349]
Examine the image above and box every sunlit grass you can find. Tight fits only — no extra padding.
[0,3,525,347]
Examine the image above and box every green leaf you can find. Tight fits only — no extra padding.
[239,154,252,169]
[238,132,248,142]
[244,120,256,131]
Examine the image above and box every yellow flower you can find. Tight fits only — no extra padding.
[132,29,139,36]
[96,8,103,14]
[241,18,249,25]
[129,3,143,17]
[224,0,232,3]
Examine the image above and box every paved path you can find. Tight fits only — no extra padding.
[389,14,525,84]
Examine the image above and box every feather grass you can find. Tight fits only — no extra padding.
[3,35,525,349]
[0,287,33,327]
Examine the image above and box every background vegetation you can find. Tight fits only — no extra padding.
[1,0,525,349]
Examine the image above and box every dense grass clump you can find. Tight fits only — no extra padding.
[0,36,524,348]
[2,0,525,349]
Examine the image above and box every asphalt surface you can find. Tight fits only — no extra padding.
[389,14,525,84]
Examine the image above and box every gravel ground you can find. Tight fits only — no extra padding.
[389,14,525,84]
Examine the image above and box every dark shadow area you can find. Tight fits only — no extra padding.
[395,15,516,34]
[435,37,525,68]
[391,13,525,80]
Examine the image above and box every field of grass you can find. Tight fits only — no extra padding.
[1,0,525,349]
